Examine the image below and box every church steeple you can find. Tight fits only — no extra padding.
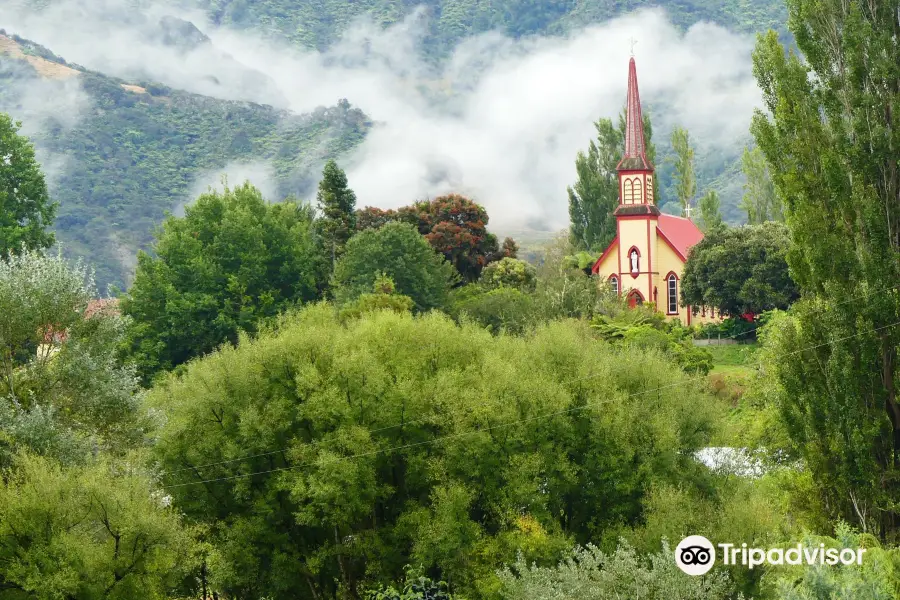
[618,57,653,171]
[615,57,656,207]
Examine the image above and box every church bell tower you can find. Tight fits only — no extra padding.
[615,57,658,216]
[614,56,659,307]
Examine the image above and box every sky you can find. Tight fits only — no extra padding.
[1,0,761,233]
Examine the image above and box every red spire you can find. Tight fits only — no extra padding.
[617,57,653,171]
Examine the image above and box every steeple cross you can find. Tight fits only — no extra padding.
[684,204,694,219]
[629,37,638,56]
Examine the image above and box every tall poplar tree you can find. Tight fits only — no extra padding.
[669,126,696,217]
[751,0,900,538]
[568,111,655,251]
[740,146,782,224]
[697,189,723,232]
[317,160,357,267]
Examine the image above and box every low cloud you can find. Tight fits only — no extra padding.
[178,161,279,217]
[2,1,760,233]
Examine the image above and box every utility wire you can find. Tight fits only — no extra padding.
[162,317,900,490]
[159,280,900,477]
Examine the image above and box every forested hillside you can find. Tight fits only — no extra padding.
[0,32,370,288]
[199,0,787,54]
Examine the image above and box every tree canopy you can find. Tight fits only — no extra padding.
[680,222,799,317]
[333,221,458,311]
[122,181,327,382]
[0,112,55,256]
[317,159,357,267]
[357,195,503,282]
[750,0,900,537]
[150,306,720,599]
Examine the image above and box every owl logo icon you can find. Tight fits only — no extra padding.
[675,535,715,575]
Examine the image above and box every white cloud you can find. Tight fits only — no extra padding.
[1,2,761,232]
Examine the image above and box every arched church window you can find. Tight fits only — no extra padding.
[623,178,634,204]
[666,273,678,314]
[609,275,619,295]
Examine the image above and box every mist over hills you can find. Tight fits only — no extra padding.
[0,0,779,288]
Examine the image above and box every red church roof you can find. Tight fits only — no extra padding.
[656,214,704,260]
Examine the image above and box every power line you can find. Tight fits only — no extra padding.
[159,280,900,478]
[161,317,900,490]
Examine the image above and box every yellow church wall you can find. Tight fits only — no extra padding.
[617,217,655,303]
[653,236,721,326]
[594,239,618,281]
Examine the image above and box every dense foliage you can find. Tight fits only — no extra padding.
[357,195,505,282]
[151,306,720,599]
[317,159,357,268]
[0,113,55,256]
[0,249,144,465]
[680,222,799,317]
[333,221,458,311]
[750,0,900,538]
[122,182,327,383]
[198,0,787,57]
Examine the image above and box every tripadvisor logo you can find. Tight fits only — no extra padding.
[675,535,716,575]
[675,535,867,575]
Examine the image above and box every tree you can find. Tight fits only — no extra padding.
[338,273,415,322]
[317,159,357,267]
[332,221,458,311]
[122,181,326,382]
[498,541,737,600]
[568,111,655,252]
[750,1,900,537]
[0,249,144,465]
[479,257,537,292]
[0,113,56,257]
[697,190,723,232]
[680,222,799,317]
[740,147,782,224]
[670,126,696,218]
[356,196,504,282]
[150,306,720,599]
[402,195,500,282]
[0,454,196,599]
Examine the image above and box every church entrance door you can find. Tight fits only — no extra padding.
[627,291,644,308]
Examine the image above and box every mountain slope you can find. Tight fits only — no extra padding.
[0,32,371,289]
[198,0,786,54]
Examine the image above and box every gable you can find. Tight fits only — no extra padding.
[591,237,618,275]
[656,214,704,260]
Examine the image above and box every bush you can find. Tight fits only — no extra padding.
[448,286,535,335]
[480,258,537,292]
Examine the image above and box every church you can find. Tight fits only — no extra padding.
[591,57,720,325]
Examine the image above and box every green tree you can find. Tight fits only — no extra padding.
[122,181,326,382]
[498,540,738,600]
[333,221,458,311]
[0,249,144,465]
[479,257,537,292]
[356,196,503,282]
[338,273,415,322]
[669,126,696,218]
[0,113,56,257]
[740,147,782,224]
[680,222,798,317]
[0,454,196,599]
[150,306,720,599]
[697,190,724,232]
[317,160,358,268]
[568,111,655,252]
[750,1,900,537]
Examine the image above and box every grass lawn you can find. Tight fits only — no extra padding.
[707,343,760,377]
